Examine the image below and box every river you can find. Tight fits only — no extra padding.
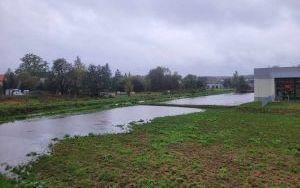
[165,92,254,106]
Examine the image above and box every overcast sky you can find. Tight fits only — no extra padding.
[0,0,299,76]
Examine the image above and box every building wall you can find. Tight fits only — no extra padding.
[254,78,275,101]
[207,84,224,89]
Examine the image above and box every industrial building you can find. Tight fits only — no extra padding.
[254,67,300,101]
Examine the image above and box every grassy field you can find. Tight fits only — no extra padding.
[242,101,300,110]
[0,174,16,188]
[0,89,231,124]
[6,103,299,187]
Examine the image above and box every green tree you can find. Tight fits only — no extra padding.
[132,76,146,92]
[16,53,49,77]
[123,73,134,96]
[223,78,232,88]
[17,72,39,90]
[86,64,103,96]
[71,56,86,95]
[196,77,206,89]
[163,72,182,91]
[236,76,250,93]
[112,69,124,91]
[231,71,239,89]
[51,58,73,95]
[101,63,112,90]
[170,72,182,90]
[183,74,198,90]
[3,69,18,89]
[182,74,205,90]
[230,71,250,93]
[147,67,170,91]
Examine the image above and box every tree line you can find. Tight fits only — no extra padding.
[1,53,249,96]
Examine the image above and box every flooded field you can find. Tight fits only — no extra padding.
[0,105,202,172]
[0,93,254,173]
[165,92,254,106]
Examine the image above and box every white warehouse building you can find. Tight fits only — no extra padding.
[254,67,300,101]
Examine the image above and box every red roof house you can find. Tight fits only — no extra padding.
[0,74,5,86]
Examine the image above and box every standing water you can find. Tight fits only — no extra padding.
[165,93,254,106]
[0,105,202,172]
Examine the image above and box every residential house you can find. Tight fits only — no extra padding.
[0,74,4,87]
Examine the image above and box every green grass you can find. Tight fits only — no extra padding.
[0,89,232,124]
[14,107,300,187]
[0,174,16,188]
[242,101,300,110]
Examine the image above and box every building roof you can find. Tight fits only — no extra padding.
[254,66,300,79]
[0,74,5,82]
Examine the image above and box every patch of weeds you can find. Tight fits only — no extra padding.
[191,160,203,173]
[291,166,300,174]
[88,132,96,137]
[133,156,151,169]
[207,117,217,122]
[151,142,166,151]
[220,166,227,176]
[100,154,114,163]
[0,174,16,188]
[115,146,132,155]
[246,163,265,170]
[248,137,261,144]
[174,175,187,184]
[248,148,264,155]
[153,153,176,166]
[275,160,288,169]
[137,178,156,188]
[73,135,81,140]
[19,180,48,188]
[157,176,172,187]
[271,139,282,145]
[64,134,70,139]
[223,140,233,149]
[270,184,288,188]
[286,147,300,157]
[188,182,205,188]
[197,135,216,145]
[216,166,228,180]
[98,172,115,182]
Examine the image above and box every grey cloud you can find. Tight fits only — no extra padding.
[0,0,299,76]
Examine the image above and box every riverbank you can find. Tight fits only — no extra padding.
[240,101,300,111]
[0,89,231,124]
[4,103,299,187]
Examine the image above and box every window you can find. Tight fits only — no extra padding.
[275,78,300,99]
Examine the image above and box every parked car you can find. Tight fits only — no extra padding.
[12,89,24,96]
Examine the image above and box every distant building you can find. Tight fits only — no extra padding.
[207,83,224,89]
[254,67,300,101]
[0,74,4,86]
